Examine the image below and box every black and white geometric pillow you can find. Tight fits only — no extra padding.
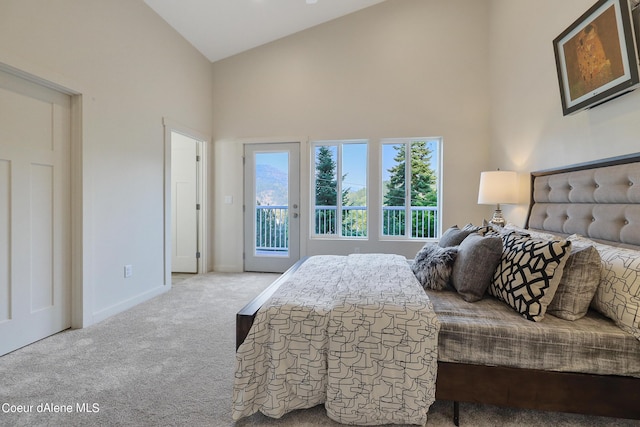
[489,233,572,321]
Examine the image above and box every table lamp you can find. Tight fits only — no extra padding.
[477,170,518,227]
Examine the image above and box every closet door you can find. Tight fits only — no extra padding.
[171,131,199,273]
[0,69,71,356]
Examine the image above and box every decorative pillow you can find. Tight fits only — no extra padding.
[482,219,504,234]
[412,243,457,290]
[569,235,640,341]
[488,233,572,321]
[439,223,492,247]
[546,242,601,320]
[438,225,472,247]
[451,233,503,302]
[503,223,559,241]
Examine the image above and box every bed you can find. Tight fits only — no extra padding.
[235,152,640,425]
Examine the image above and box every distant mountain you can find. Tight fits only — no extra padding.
[255,164,288,206]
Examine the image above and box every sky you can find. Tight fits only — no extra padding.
[256,152,289,174]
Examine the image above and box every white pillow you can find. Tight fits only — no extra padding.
[568,234,640,342]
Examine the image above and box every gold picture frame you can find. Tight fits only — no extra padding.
[553,0,640,115]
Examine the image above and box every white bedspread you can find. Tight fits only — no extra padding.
[232,254,440,425]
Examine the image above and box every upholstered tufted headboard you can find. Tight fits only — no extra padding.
[525,152,640,250]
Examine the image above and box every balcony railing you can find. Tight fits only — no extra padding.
[255,205,288,253]
[315,205,438,238]
[256,205,438,252]
[315,206,367,237]
[382,206,438,238]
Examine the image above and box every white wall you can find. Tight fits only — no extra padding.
[489,0,640,225]
[0,0,213,326]
[211,0,493,271]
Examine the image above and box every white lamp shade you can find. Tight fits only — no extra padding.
[477,170,518,205]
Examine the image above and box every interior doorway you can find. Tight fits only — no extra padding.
[163,119,208,282]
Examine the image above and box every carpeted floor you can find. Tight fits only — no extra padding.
[0,272,638,427]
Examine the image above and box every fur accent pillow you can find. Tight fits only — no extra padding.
[412,243,457,290]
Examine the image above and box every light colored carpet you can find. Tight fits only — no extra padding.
[0,272,638,427]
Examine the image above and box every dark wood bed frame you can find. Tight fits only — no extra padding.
[236,153,640,425]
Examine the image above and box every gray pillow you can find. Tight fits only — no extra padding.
[438,225,468,247]
[451,234,503,302]
[547,243,601,320]
[412,243,457,290]
[439,224,490,247]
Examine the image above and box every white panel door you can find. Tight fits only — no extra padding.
[0,69,71,356]
[171,132,198,273]
[244,143,300,273]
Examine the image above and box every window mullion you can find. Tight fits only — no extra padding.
[405,142,412,238]
[336,143,343,237]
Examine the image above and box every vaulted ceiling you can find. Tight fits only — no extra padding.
[144,0,386,62]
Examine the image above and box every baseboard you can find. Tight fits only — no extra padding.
[89,284,171,326]
[212,264,244,273]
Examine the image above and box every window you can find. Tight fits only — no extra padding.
[381,137,441,239]
[312,140,368,238]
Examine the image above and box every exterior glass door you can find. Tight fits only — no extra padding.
[244,143,300,273]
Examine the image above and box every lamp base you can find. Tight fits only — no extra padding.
[489,207,506,228]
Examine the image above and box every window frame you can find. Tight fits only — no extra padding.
[379,137,442,241]
[310,139,369,240]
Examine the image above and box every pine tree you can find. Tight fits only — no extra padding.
[315,146,338,234]
[315,146,337,206]
[384,144,407,208]
[409,141,437,207]
[383,141,438,237]
[314,146,353,235]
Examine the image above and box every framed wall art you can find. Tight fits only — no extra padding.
[553,0,640,115]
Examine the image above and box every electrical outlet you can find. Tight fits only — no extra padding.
[124,265,133,278]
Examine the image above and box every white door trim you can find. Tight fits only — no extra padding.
[163,118,209,284]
